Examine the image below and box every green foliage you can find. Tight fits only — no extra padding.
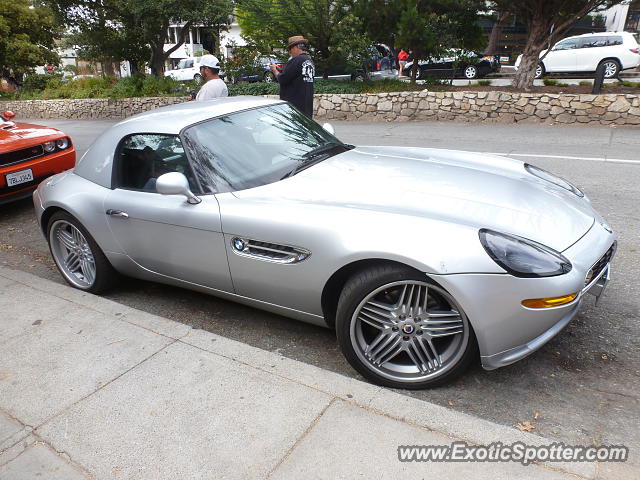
[45,0,233,75]
[477,80,491,86]
[22,74,59,91]
[542,78,559,86]
[579,81,592,86]
[617,80,640,88]
[228,78,429,96]
[0,0,61,80]
[396,0,486,83]
[236,0,372,78]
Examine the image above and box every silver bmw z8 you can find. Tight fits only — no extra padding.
[34,97,616,389]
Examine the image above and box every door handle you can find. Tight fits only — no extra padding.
[106,209,129,218]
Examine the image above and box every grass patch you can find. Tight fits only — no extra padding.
[476,80,491,86]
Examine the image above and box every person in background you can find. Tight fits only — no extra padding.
[398,49,409,76]
[195,55,228,101]
[269,35,315,117]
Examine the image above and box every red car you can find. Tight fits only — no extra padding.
[1,111,75,204]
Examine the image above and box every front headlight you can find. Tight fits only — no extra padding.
[479,229,572,278]
[43,141,56,152]
[525,163,584,197]
[55,138,69,149]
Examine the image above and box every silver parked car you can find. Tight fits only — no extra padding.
[33,98,616,389]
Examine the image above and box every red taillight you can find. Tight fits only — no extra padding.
[276,63,284,69]
[376,61,380,71]
[630,48,640,54]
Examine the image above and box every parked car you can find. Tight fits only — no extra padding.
[34,98,616,389]
[515,31,640,79]
[233,57,285,83]
[1,111,75,205]
[321,44,397,81]
[165,57,226,83]
[405,49,501,80]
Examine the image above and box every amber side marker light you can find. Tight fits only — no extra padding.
[522,293,578,309]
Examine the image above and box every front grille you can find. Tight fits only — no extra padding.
[0,145,44,167]
[585,242,617,286]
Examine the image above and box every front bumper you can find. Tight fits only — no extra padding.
[430,220,616,370]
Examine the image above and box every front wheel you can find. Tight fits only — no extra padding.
[47,211,117,293]
[263,71,275,83]
[534,63,545,79]
[463,65,479,79]
[336,264,477,389]
[193,73,203,85]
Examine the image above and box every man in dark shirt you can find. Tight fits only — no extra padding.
[269,35,315,117]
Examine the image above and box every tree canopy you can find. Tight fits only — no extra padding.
[46,0,233,76]
[0,0,61,81]
[236,0,372,78]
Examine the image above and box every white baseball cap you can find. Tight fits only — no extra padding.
[199,55,220,69]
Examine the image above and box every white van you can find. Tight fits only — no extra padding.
[515,32,640,79]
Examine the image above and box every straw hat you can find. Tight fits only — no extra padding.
[287,35,309,49]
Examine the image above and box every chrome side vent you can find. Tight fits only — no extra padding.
[231,237,311,264]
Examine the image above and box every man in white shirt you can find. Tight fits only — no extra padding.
[195,55,228,101]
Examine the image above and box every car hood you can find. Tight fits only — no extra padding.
[233,146,595,252]
[0,122,63,150]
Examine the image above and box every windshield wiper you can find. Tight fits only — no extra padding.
[281,143,354,179]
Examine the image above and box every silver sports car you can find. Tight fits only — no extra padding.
[33,97,616,389]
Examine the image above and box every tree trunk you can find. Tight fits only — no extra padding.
[485,11,509,56]
[511,21,549,90]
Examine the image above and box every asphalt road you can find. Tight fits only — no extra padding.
[2,119,639,465]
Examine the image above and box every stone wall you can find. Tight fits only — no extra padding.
[2,91,639,125]
[314,91,640,126]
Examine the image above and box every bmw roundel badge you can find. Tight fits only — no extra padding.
[233,238,246,251]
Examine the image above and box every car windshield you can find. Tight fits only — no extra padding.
[181,103,349,193]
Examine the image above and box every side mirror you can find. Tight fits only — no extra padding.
[156,172,201,204]
[2,111,16,120]
[322,122,335,136]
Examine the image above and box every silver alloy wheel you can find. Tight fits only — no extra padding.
[264,72,275,83]
[350,280,470,383]
[602,61,619,78]
[535,64,543,78]
[49,220,96,289]
[464,65,478,79]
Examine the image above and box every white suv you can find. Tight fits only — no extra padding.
[165,57,204,82]
[515,31,640,79]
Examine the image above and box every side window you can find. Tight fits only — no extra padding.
[115,134,199,193]
[186,59,194,68]
[606,36,623,46]
[553,39,578,51]
[578,37,599,48]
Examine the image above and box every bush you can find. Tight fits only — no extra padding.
[22,74,60,91]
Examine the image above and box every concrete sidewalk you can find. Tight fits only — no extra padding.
[0,266,625,479]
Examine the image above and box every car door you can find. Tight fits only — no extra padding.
[544,38,579,73]
[575,36,603,72]
[103,133,233,292]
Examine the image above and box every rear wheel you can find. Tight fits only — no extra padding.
[534,63,545,79]
[193,73,203,85]
[600,59,620,78]
[47,211,117,294]
[336,264,478,389]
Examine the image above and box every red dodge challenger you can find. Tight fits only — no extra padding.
[1,111,75,205]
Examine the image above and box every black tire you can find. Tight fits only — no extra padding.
[599,59,620,79]
[47,211,118,294]
[534,63,545,79]
[417,67,426,80]
[336,264,478,389]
